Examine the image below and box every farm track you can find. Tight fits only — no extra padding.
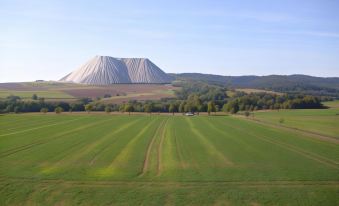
[238,116,339,144]
[223,119,339,169]
[139,118,168,176]
[0,177,337,188]
[107,118,158,169]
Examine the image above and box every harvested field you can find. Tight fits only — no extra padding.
[0,82,177,102]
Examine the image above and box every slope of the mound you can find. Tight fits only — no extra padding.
[122,58,172,83]
[60,56,131,84]
[60,56,172,84]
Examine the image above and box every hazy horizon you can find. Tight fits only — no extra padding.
[1,0,339,82]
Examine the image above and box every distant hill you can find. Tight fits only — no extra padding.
[171,73,339,97]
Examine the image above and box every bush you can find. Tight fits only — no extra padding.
[40,108,48,114]
[32,94,38,100]
[105,106,112,113]
[55,107,63,114]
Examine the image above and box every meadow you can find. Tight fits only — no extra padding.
[0,112,338,205]
[253,101,339,138]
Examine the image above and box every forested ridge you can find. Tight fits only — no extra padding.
[171,73,339,98]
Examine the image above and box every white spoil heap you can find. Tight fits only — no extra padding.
[60,56,172,84]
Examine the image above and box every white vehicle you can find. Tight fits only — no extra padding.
[185,112,194,116]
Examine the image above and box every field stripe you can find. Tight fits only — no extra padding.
[0,118,60,133]
[89,118,146,166]
[106,118,158,171]
[235,119,339,165]
[0,116,86,137]
[238,116,339,144]
[225,118,339,169]
[184,117,234,167]
[172,122,188,169]
[0,117,112,158]
[40,118,135,170]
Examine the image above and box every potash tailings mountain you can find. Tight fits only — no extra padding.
[60,56,173,85]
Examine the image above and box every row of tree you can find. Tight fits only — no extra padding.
[0,92,324,115]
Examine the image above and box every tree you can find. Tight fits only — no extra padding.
[168,103,176,115]
[6,95,21,103]
[119,104,125,113]
[105,106,112,114]
[32,94,38,100]
[38,97,45,105]
[14,106,21,113]
[85,104,93,113]
[186,94,201,113]
[197,104,203,115]
[244,111,250,117]
[55,107,63,114]
[143,104,152,115]
[179,102,185,113]
[225,100,239,114]
[124,104,134,115]
[207,101,216,115]
[40,108,48,114]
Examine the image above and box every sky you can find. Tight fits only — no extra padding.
[1,0,339,82]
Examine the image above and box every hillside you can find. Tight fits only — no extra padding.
[171,73,339,97]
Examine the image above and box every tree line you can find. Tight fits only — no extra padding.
[0,88,324,115]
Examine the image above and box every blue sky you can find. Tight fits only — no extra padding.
[1,0,339,82]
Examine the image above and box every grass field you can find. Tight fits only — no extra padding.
[253,101,339,138]
[0,113,338,205]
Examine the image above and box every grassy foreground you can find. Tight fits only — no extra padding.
[0,113,338,205]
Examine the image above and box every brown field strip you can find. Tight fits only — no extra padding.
[0,177,338,188]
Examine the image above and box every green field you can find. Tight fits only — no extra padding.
[0,114,338,205]
[253,102,339,138]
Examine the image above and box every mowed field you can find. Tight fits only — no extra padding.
[0,113,338,205]
[253,101,339,138]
